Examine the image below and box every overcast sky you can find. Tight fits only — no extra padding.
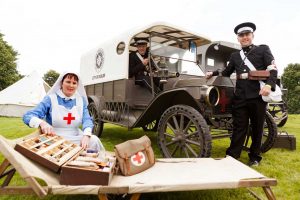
[0,0,299,76]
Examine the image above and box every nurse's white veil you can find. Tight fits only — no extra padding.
[47,71,88,103]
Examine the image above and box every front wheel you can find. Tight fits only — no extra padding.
[88,102,104,137]
[157,105,212,158]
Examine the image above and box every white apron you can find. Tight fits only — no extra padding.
[50,94,105,153]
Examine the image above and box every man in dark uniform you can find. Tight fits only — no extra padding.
[129,37,161,94]
[206,22,278,166]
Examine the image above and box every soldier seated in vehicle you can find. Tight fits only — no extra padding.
[129,37,162,95]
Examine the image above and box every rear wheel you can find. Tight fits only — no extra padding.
[244,111,277,153]
[268,101,288,127]
[157,105,212,158]
[88,102,104,137]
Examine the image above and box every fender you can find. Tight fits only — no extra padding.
[132,89,203,128]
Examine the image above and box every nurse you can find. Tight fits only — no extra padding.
[23,71,105,153]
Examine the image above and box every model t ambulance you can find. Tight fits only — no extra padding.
[80,22,277,158]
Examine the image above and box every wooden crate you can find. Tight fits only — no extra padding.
[15,134,116,185]
[15,134,82,172]
[60,151,116,185]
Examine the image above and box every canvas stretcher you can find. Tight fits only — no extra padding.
[0,134,276,200]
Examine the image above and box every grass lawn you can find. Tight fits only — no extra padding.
[0,115,299,200]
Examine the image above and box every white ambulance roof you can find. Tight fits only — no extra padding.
[80,22,211,86]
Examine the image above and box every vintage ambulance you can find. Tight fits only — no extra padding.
[80,22,277,158]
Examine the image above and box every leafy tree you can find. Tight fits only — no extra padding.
[43,70,60,87]
[281,63,300,114]
[0,32,22,91]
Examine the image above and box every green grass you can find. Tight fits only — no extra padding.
[0,115,299,200]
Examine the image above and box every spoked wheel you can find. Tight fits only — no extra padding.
[244,111,277,153]
[88,102,104,137]
[142,120,158,131]
[268,101,288,127]
[157,105,212,158]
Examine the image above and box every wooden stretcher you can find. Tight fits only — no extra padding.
[0,134,277,200]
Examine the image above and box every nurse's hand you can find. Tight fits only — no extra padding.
[81,135,90,149]
[39,121,55,136]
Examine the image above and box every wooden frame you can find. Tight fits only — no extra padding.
[0,158,277,200]
[0,158,140,200]
[0,159,47,197]
[0,135,277,200]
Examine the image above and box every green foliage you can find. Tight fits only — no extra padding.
[0,32,22,91]
[0,116,300,199]
[281,63,300,114]
[43,70,60,87]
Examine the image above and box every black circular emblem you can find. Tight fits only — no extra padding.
[95,49,104,73]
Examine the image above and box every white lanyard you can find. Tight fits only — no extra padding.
[240,50,257,71]
[239,50,282,102]
[136,52,146,63]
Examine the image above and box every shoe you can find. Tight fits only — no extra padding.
[248,160,259,167]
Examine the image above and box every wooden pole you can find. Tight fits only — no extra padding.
[98,194,108,200]
[130,193,141,200]
[0,159,10,175]
[263,186,276,200]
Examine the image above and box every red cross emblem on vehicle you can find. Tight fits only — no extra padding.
[63,113,75,125]
[130,151,145,166]
[218,89,230,113]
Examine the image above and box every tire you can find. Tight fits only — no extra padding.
[268,101,288,127]
[277,116,288,127]
[244,111,277,153]
[88,102,104,137]
[142,120,158,132]
[260,111,277,153]
[157,105,212,158]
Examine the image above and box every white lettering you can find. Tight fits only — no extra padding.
[92,73,105,80]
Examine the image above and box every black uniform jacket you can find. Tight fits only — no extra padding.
[129,50,155,78]
[214,44,278,100]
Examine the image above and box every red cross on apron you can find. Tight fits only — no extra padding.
[63,113,76,125]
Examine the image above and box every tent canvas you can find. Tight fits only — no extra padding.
[0,71,50,117]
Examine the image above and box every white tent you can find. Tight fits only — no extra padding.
[0,71,50,117]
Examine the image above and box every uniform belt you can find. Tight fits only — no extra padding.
[236,73,248,79]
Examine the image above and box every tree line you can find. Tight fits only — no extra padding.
[281,63,300,114]
[0,32,59,90]
[0,33,22,91]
